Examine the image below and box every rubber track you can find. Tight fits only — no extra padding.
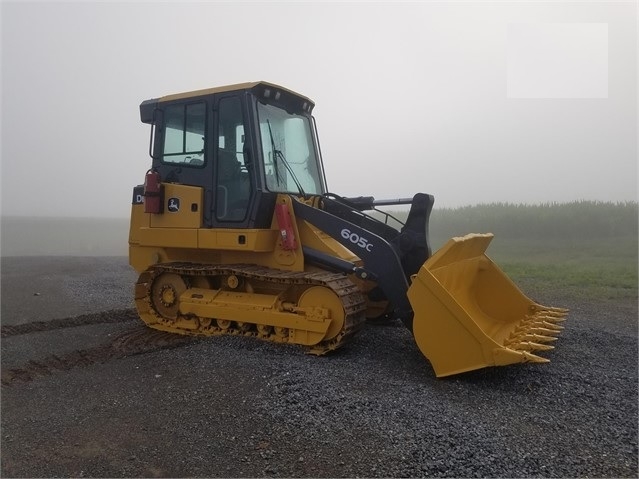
[1,309,138,338]
[1,325,196,387]
[139,263,367,354]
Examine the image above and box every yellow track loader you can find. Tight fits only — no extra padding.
[129,81,567,377]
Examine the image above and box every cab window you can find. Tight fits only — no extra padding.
[162,102,206,166]
[257,102,322,195]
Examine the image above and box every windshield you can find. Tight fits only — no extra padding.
[257,102,324,195]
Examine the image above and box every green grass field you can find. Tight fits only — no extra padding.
[481,236,637,301]
[425,201,638,302]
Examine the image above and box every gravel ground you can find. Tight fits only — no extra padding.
[1,256,637,478]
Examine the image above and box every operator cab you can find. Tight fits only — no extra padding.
[139,81,327,228]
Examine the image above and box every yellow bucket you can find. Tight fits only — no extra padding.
[407,233,568,377]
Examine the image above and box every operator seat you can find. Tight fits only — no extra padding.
[217,149,249,220]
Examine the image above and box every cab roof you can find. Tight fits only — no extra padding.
[140,81,315,124]
[158,81,314,105]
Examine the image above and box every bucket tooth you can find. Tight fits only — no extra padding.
[523,327,562,336]
[493,348,550,366]
[540,311,568,320]
[532,306,568,318]
[546,306,569,314]
[520,334,558,344]
[515,322,563,335]
[526,314,566,325]
[540,321,564,331]
[541,317,567,325]
[506,333,558,346]
[511,341,555,352]
[520,351,550,363]
[535,306,568,315]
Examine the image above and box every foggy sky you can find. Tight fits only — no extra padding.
[1,1,637,218]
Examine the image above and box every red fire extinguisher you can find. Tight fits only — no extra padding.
[143,169,162,214]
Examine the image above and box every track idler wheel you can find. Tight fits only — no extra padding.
[150,273,187,320]
[297,286,345,341]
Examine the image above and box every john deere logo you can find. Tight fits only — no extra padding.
[167,198,180,212]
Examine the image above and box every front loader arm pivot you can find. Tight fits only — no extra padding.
[292,198,414,325]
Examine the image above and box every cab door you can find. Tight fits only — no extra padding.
[211,94,254,226]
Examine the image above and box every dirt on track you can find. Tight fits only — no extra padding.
[1,257,637,478]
